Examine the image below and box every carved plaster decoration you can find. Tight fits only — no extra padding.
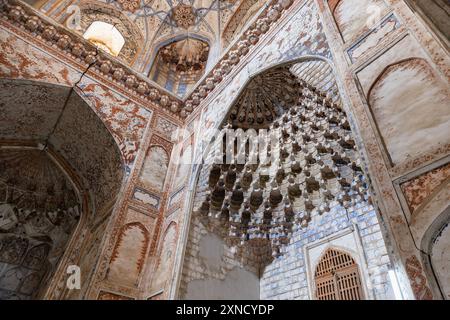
[228,67,302,130]
[222,0,266,48]
[0,0,181,116]
[0,149,80,300]
[76,2,144,63]
[183,0,295,117]
[150,38,210,95]
[171,5,196,29]
[0,0,294,119]
[159,38,209,73]
[117,0,141,13]
[194,71,369,266]
[0,149,79,215]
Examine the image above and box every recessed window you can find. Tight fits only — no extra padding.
[315,248,364,300]
[83,21,125,57]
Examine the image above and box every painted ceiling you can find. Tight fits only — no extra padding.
[102,0,248,45]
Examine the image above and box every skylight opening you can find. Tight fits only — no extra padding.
[83,21,125,57]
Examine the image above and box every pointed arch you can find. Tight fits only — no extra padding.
[139,145,170,192]
[314,248,365,300]
[330,0,386,43]
[150,222,178,292]
[72,0,143,64]
[107,222,150,286]
[367,57,450,164]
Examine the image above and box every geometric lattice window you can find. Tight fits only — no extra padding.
[314,248,364,300]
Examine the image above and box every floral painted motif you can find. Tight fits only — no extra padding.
[405,256,433,300]
[117,0,141,13]
[401,164,450,213]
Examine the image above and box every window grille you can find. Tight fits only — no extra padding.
[314,248,364,300]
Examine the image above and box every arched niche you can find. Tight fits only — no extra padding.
[429,217,450,300]
[138,145,170,192]
[150,222,178,293]
[83,21,125,57]
[409,178,450,245]
[65,0,144,64]
[367,58,450,165]
[0,78,125,299]
[414,184,450,299]
[222,56,343,131]
[176,57,376,299]
[330,0,386,43]
[314,248,365,300]
[149,37,210,96]
[0,148,81,300]
[107,222,149,287]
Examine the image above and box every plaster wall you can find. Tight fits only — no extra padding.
[431,222,450,299]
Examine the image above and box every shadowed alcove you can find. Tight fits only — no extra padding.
[0,79,125,299]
